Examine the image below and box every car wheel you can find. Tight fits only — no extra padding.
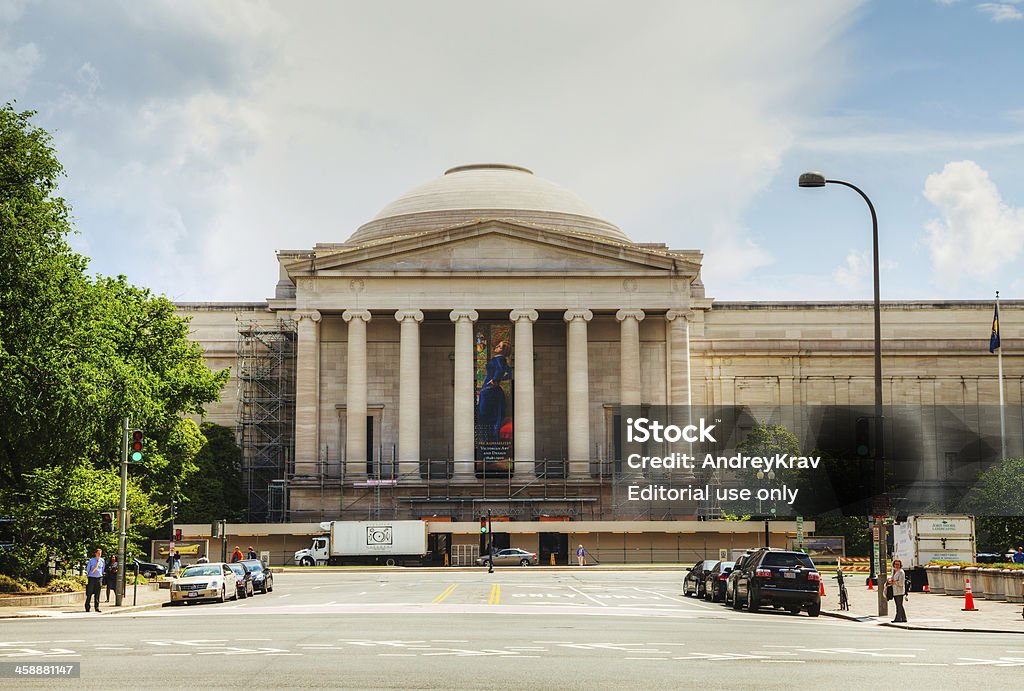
[219,586,226,603]
[807,602,821,617]
[684,582,692,597]
[747,587,760,612]
[732,588,743,610]
[261,581,268,594]
[268,579,273,593]
[301,556,315,567]
[520,559,530,567]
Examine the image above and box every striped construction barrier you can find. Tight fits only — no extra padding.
[838,557,870,572]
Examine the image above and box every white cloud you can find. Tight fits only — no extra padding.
[922,160,1024,281]
[11,1,864,300]
[833,251,870,293]
[977,3,1024,21]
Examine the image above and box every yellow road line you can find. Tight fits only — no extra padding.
[433,583,457,604]
[488,583,501,605]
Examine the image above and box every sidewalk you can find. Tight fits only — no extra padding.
[0,584,168,619]
[822,575,1024,634]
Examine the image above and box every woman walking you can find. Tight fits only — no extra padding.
[104,555,119,603]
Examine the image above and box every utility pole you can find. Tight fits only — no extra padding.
[115,417,129,607]
[487,510,494,574]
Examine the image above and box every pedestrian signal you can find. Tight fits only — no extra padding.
[100,511,114,532]
[174,528,182,541]
[130,429,144,462]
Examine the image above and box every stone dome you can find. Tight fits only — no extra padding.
[348,164,630,244]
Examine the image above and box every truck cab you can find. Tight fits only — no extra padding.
[294,535,330,566]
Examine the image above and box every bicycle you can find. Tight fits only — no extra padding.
[834,567,850,611]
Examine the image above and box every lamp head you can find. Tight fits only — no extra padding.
[798,171,827,188]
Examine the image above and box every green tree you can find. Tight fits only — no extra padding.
[179,423,247,524]
[961,457,1024,552]
[0,104,228,578]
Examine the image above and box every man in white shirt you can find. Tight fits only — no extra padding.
[85,548,105,613]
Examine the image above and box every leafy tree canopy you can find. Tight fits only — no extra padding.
[0,104,228,578]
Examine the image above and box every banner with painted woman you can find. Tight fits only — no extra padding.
[474,323,513,474]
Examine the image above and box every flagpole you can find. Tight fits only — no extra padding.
[996,291,1007,461]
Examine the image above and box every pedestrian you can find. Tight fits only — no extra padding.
[197,553,209,564]
[577,544,586,567]
[887,558,908,623]
[1014,546,1024,564]
[247,546,257,560]
[85,548,105,613]
[231,546,244,563]
[104,555,118,603]
[173,554,182,575]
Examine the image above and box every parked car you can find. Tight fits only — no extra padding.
[169,562,239,604]
[240,559,274,594]
[724,551,756,607]
[227,562,255,598]
[732,548,821,616]
[131,559,167,579]
[703,560,735,602]
[475,548,539,567]
[683,559,719,597]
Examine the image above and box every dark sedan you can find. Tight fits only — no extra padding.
[131,559,167,579]
[683,559,719,597]
[703,560,735,602]
[240,559,274,594]
[227,562,255,598]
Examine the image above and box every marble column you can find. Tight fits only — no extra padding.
[616,309,645,407]
[395,309,424,478]
[665,310,693,408]
[510,309,538,478]
[450,309,479,479]
[343,309,371,480]
[293,310,321,476]
[564,309,593,478]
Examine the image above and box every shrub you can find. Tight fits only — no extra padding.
[46,579,84,593]
[0,574,28,593]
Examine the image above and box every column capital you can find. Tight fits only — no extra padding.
[509,309,539,323]
[665,309,696,322]
[342,309,372,323]
[294,309,322,323]
[563,309,593,323]
[394,309,424,324]
[615,308,646,322]
[449,309,479,323]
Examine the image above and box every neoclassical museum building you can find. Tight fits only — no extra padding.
[177,163,1020,560]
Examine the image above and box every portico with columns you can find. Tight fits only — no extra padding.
[271,164,711,520]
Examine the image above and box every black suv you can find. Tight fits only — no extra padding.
[732,548,821,616]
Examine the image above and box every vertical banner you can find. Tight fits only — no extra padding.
[475,323,513,473]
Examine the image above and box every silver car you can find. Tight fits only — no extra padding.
[476,548,538,567]
[169,562,239,604]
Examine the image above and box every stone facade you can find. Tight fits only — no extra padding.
[174,165,1022,525]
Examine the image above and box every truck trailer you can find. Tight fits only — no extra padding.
[294,520,431,566]
[893,514,976,591]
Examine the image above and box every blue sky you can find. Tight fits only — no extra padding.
[2,0,1022,302]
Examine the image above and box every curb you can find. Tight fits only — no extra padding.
[823,609,1024,634]
[0,599,168,619]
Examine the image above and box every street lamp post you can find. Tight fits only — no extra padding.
[799,172,888,618]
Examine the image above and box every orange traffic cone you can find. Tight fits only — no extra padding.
[962,577,978,611]
[867,576,874,591]
[820,579,826,596]
[923,583,930,593]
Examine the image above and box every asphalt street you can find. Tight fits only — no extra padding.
[0,570,1020,689]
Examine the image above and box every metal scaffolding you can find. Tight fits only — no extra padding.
[237,319,297,522]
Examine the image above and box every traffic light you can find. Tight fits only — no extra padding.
[479,517,488,534]
[855,417,870,457]
[171,500,178,519]
[100,512,114,532]
[174,528,182,541]
[129,429,144,462]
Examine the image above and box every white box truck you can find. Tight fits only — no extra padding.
[294,520,430,566]
[894,514,975,591]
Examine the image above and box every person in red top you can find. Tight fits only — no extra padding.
[231,546,244,563]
